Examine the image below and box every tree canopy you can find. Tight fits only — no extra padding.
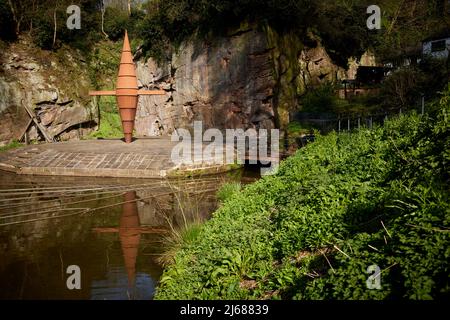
[0,0,448,65]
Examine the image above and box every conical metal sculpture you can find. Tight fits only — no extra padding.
[89,31,165,143]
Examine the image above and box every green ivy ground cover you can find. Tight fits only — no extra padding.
[155,87,449,300]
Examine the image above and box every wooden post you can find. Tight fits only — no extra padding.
[347,118,350,132]
[22,102,54,143]
[18,118,32,143]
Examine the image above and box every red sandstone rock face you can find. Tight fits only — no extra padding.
[0,30,376,144]
[0,38,98,144]
[134,28,375,137]
[135,29,277,136]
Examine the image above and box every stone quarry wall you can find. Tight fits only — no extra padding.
[134,25,374,136]
[0,27,376,144]
[0,37,98,144]
[135,27,276,136]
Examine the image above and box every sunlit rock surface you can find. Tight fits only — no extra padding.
[0,37,98,144]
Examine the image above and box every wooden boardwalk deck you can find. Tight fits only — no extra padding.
[0,137,240,179]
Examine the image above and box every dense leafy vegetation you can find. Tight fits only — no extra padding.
[216,182,242,204]
[135,0,449,64]
[0,0,142,50]
[155,85,449,300]
[88,96,123,139]
[0,0,102,50]
[1,1,447,63]
[300,56,449,117]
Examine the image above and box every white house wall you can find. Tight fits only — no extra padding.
[422,38,450,59]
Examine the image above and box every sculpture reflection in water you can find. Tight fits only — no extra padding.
[92,191,164,300]
[0,172,245,299]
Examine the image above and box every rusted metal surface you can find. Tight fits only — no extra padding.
[89,31,166,143]
[88,90,116,96]
[138,90,166,95]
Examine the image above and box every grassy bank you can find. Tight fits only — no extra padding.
[0,140,24,152]
[155,86,449,300]
[87,96,123,139]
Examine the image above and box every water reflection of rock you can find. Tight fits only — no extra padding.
[0,171,243,299]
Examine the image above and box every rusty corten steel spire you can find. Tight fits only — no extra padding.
[89,31,165,143]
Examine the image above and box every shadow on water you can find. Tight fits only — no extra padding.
[0,168,258,299]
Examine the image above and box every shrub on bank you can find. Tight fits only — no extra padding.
[155,85,450,300]
[217,182,242,204]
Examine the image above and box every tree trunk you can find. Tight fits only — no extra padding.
[101,0,109,39]
[387,0,405,36]
[29,0,36,34]
[52,5,57,48]
[7,0,20,35]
